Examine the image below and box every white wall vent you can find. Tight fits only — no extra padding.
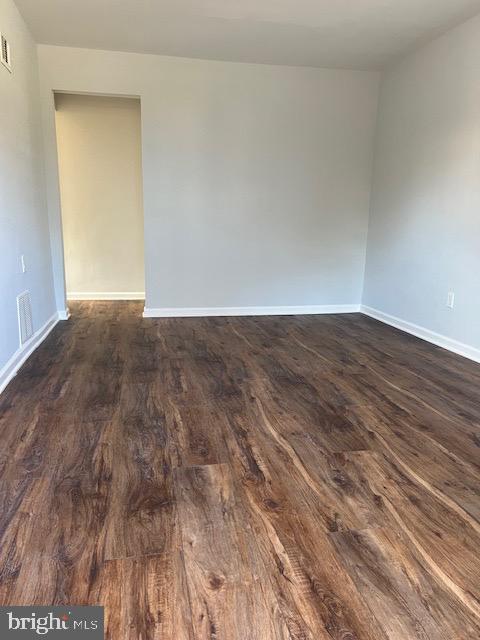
[17,291,33,346]
[1,32,12,72]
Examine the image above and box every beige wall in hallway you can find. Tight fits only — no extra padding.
[55,93,144,297]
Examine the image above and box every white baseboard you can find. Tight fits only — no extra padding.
[361,305,480,364]
[68,292,145,301]
[143,304,361,318]
[0,311,61,396]
[58,308,70,320]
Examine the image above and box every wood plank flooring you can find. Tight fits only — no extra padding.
[0,301,479,639]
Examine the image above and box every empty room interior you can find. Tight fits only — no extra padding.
[0,0,479,638]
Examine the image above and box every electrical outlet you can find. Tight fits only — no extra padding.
[447,291,455,308]
[20,255,26,273]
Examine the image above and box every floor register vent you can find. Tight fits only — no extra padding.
[1,32,12,72]
[17,290,33,346]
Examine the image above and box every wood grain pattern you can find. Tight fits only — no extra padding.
[0,301,479,639]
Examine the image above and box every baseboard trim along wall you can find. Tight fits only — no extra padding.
[0,312,61,396]
[361,305,480,364]
[3,303,476,398]
[143,304,361,318]
[68,292,145,300]
[58,308,71,320]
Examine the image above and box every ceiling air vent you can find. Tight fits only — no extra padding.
[17,291,33,346]
[1,32,12,72]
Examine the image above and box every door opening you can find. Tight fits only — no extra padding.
[54,93,145,313]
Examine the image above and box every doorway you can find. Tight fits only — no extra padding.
[54,93,145,302]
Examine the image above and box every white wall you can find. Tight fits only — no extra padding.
[0,0,56,382]
[363,13,480,352]
[38,46,379,313]
[54,93,144,298]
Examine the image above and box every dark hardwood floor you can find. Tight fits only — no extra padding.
[0,301,479,639]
